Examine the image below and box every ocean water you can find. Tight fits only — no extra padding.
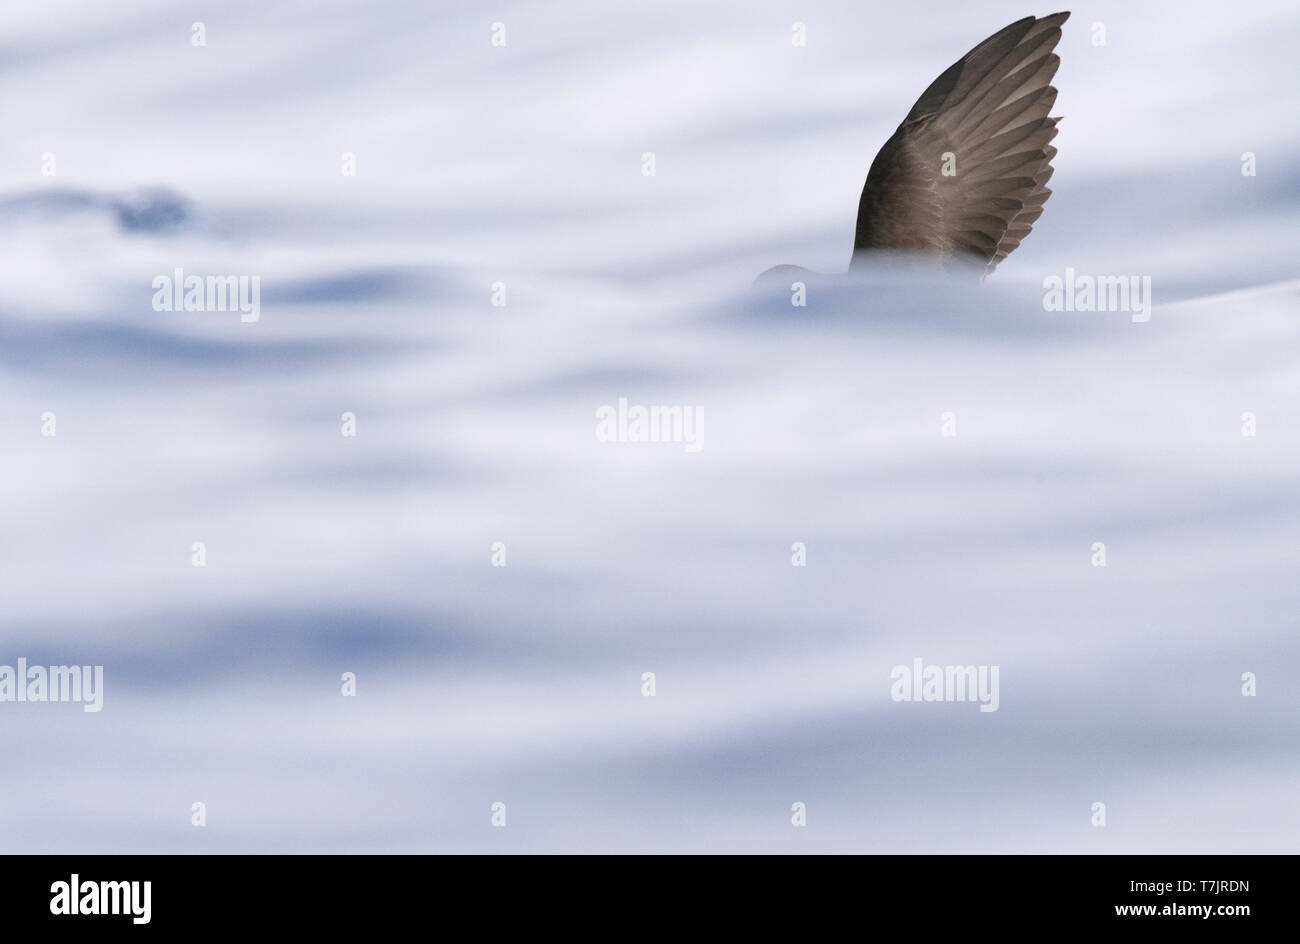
[1,0,1297,852]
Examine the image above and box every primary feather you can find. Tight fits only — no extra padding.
[851,12,1068,274]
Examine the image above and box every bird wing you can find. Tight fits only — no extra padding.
[851,12,1068,273]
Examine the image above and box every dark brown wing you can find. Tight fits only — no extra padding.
[851,12,1067,273]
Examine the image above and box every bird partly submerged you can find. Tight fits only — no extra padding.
[757,12,1068,286]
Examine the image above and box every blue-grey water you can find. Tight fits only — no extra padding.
[1,0,1297,852]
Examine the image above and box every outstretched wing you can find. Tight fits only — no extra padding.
[851,12,1068,273]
